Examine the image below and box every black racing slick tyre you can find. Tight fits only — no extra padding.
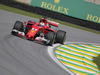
[27,20,32,26]
[56,30,66,44]
[12,21,24,35]
[46,31,56,46]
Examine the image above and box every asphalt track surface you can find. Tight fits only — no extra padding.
[0,10,100,75]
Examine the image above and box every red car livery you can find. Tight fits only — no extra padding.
[11,18,66,46]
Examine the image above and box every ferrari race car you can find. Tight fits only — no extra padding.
[11,18,66,46]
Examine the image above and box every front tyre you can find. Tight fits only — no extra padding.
[12,21,24,35]
[46,31,55,46]
[56,30,66,44]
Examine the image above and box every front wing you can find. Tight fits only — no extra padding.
[12,29,50,44]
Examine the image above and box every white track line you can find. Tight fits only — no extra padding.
[47,43,75,75]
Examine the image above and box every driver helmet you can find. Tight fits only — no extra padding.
[40,22,45,27]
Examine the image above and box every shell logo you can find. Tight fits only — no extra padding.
[54,0,60,4]
[31,31,35,32]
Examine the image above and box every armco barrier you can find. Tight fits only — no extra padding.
[0,0,100,31]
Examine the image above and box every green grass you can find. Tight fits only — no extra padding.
[0,4,100,70]
[0,4,42,19]
[93,55,100,70]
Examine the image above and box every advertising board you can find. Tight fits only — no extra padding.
[31,0,100,23]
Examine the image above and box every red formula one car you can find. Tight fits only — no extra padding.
[11,18,66,46]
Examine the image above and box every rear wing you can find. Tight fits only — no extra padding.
[40,18,59,27]
[47,20,59,27]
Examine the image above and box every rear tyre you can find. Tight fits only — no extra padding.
[28,20,32,22]
[25,20,34,35]
[12,21,24,35]
[56,30,66,44]
[27,20,32,26]
[46,31,55,46]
